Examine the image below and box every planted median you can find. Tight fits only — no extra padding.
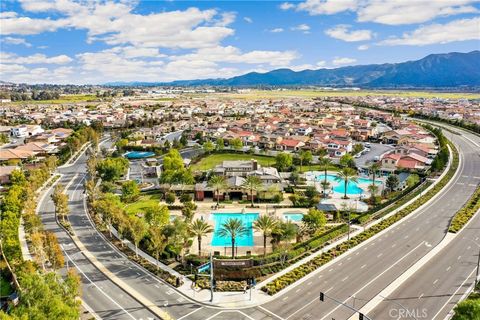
[449,186,480,233]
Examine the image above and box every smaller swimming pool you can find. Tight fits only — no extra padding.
[124,151,156,159]
[283,213,304,222]
[211,213,258,247]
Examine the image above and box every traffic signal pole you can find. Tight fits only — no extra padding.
[319,291,372,320]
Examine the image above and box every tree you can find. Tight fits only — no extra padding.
[297,150,313,171]
[181,201,196,222]
[121,180,140,203]
[10,169,26,185]
[335,167,358,199]
[216,138,224,151]
[208,175,228,206]
[368,162,381,202]
[180,193,193,204]
[86,154,98,181]
[165,192,176,204]
[340,153,356,168]
[30,231,47,270]
[203,141,214,154]
[217,218,248,258]
[406,173,420,188]
[230,138,243,151]
[302,208,326,232]
[275,152,293,172]
[115,138,129,153]
[386,174,400,193]
[253,215,278,256]
[160,149,194,184]
[318,157,332,198]
[130,217,146,257]
[145,204,170,227]
[452,299,480,320]
[96,157,129,182]
[241,175,263,207]
[45,155,58,174]
[44,231,64,270]
[0,133,9,145]
[51,184,70,223]
[352,144,364,155]
[271,221,297,248]
[190,219,213,256]
[148,226,167,269]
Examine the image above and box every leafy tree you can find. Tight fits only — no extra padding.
[44,231,64,270]
[297,150,313,171]
[130,217,147,257]
[145,204,170,227]
[160,149,194,184]
[230,138,243,151]
[386,174,400,192]
[115,138,129,153]
[275,152,293,172]
[335,167,358,199]
[45,155,58,174]
[10,169,26,185]
[271,221,297,247]
[253,215,279,256]
[406,173,420,187]
[96,157,129,182]
[241,175,263,207]
[181,201,196,222]
[180,193,193,204]
[86,154,98,181]
[165,192,176,204]
[31,231,47,270]
[340,153,356,168]
[208,175,228,206]
[0,133,9,144]
[148,226,167,269]
[121,180,140,203]
[302,208,326,232]
[218,218,248,258]
[203,141,214,154]
[352,143,364,155]
[190,219,213,256]
[216,138,224,151]
[452,299,480,320]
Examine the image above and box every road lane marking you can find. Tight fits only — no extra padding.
[285,286,333,320]
[258,306,285,320]
[433,279,438,285]
[361,264,367,269]
[177,307,203,320]
[446,266,451,271]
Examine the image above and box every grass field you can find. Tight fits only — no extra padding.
[124,193,162,215]
[9,94,102,105]
[190,153,276,171]
[186,89,480,100]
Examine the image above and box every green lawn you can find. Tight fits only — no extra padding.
[124,193,162,216]
[10,94,103,105]
[190,153,276,171]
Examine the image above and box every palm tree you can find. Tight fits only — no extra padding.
[253,215,279,256]
[319,157,332,198]
[368,162,381,203]
[190,219,213,256]
[335,167,358,199]
[148,226,167,270]
[208,175,228,206]
[217,218,248,258]
[241,175,263,207]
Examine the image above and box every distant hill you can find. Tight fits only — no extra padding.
[105,51,480,88]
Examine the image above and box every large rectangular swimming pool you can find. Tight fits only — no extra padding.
[210,213,259,247]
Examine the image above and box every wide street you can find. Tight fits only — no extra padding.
[37,124,480,320]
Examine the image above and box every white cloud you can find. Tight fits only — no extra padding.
[0,63,28,74]
[293,0,479,25]
[357,0,479,25]
[1,53,72,64]
[297,0,357,15]
[244,17,253,23]
[379,17,480,46]
[269,28,284,33]
[325,25,373,42]
[291,24,311,33]
[316,60,327,67]
[332,57,357,66]
[280,2,295,10]
[170,46,299,67]
[3,37,32,47]
[357,44,369,50]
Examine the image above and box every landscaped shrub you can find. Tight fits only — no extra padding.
[449,186,480,233]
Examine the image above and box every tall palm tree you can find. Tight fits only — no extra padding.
[319,157,332,198]
[241,175,263,207]
[217,218,248,258]
[335,167,358,199]
[253,215,279,256]
[208,175,228,205]
[190,219,213,256]
[368,162,381,202]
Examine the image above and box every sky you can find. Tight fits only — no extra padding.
[0,0,479,84]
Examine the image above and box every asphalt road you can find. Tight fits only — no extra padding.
[37,125,480,320]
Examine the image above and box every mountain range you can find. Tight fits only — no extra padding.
[106,51,480,88]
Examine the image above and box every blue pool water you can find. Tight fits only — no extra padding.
[211,213,259,247]
[283,213,304,222]
[124,151,156,159]
[315,174,381,195]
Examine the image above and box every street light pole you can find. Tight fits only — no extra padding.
[209,253,214,302]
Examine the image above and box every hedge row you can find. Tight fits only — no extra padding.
[449,186,480,233]
[262,143,458,295]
